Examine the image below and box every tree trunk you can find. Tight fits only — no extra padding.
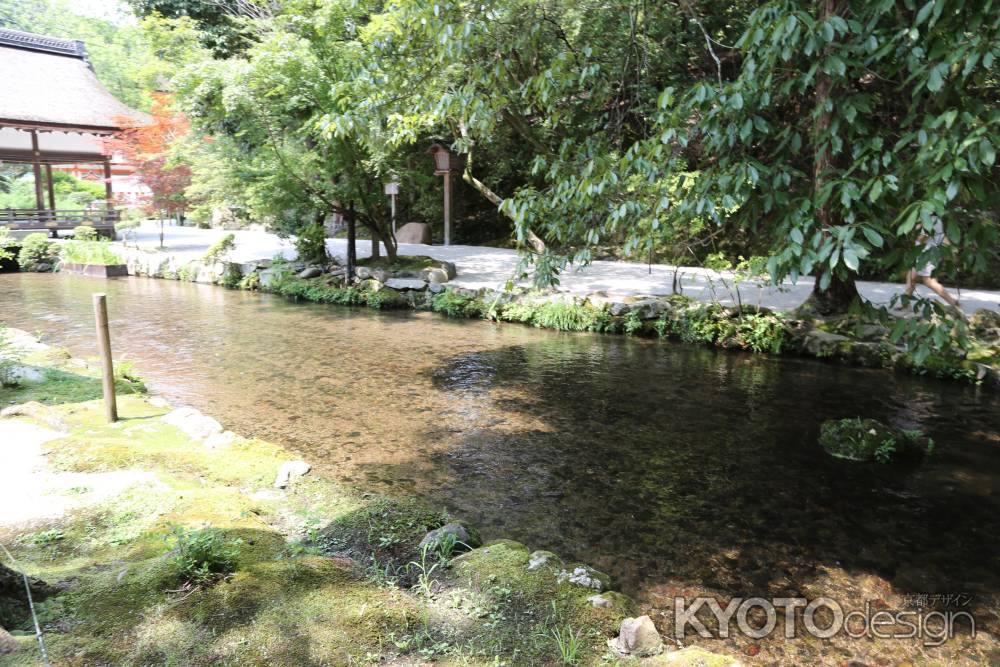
[808,272,858,315]
[346,200,357,281]
[807,0,859,315]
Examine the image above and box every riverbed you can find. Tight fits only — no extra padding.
[3,272,999,655]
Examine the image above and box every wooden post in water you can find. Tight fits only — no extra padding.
[91,293,117,423]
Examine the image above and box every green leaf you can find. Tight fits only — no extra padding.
[862,227,884,248]
[729,92,744,110]
[843,247,859,271]
[790,227,804,244]
[915,1,935,25]
[869,180,883,202]
[927,66,943,92]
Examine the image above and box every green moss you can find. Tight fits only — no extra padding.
[818,418,933,463]
[0,365,143,407]
[357,254,437,272]
[313,497,449,576]
[450,540,629,664]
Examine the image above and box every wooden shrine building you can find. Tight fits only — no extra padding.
[0,28,148,236]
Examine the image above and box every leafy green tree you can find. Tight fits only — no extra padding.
[646,0,999,319]
[174,0,414,262]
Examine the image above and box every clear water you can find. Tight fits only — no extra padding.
[3,273,999,638]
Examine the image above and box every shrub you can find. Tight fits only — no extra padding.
[73,225,98,241]
[220,262,243,289]
[203,233,235,264]
[0,226,14,263]
[295,222,328,265]
[0,324,20,387]
[17,233,54,271]
[167,525,241,586]
[60,241,123,266]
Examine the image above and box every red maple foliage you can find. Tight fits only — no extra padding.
[105,92,191,216]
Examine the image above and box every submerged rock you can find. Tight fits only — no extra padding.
[162,406,226,443]
[608,615,663,657]
[274,460,311,488]
[818,418,932,463]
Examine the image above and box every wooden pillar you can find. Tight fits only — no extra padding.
[443,171,451,246]
[45,164,55,211]
[30,131,44,211]
[103,158,113,204]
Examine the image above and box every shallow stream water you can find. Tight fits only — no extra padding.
[3,273,999,659]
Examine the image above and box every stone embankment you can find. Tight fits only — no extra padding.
[114,244,1000,389]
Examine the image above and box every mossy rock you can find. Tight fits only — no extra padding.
[313,497,449,579]
[451,540,632,662]
[818,418,933,463]
[645,646,742,666]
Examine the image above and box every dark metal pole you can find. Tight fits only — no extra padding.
[346,200,357,282]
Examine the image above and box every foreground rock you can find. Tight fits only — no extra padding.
[0,563,54,629]
[819,417,933,462]
[418,522,480,551]
[608,614,663,656]
[274,459,311,488]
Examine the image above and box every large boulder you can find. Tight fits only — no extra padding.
[608,615,663,657]
[297,266,323,279]
[970,308,1000,341]
[418,522,480,551]
[1,564,55,629]
[395,222,432,244]
[385,278,426,291]
[802,329,851,357]
[818,418,933,463]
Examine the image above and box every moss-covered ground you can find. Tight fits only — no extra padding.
[1,334,699,666]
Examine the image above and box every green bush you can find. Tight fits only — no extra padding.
[73,225,98,241]
[0,324,20,388]
[203,233,236,264]
[295,222,328,265]
[0,226,14,263]
[60,241,123,266]
[167,525,241,586]
[17,233,54,271]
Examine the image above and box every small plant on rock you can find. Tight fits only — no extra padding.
[407,543,441,597]
[167,525,241,586]
[550,624,583,665]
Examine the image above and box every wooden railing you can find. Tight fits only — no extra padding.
[2,208,119,232]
